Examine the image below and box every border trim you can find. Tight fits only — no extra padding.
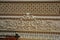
[0,30,60,34]
[0,1,60,3]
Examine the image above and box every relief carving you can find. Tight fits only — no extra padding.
[0,19,60,32]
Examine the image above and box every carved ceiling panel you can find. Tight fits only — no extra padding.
[0,1,60,40]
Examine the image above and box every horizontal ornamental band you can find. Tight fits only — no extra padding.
[0,16,60,20]
[0,2,60,16]
[0,19,60,32]
[0,0,60,1]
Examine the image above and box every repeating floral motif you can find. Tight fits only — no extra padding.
[0,19,60,32]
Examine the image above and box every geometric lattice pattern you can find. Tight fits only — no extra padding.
[0,2,60,16]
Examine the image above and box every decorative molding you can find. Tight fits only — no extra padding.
[0,0,60,1]
[0,32,60,40]
[0,19,60,32]
[17,33,60,40]
[0,16,60,20]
